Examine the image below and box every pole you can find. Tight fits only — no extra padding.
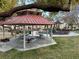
[47,25,49,37]
[2,25,5,39]
[14,25,16,38]
[23,25,26,49]
[50,25,52,37]
[32,25,33,36]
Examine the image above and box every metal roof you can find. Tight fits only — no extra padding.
[1,15,53,25]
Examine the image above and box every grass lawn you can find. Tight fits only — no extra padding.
[0,36,79,59]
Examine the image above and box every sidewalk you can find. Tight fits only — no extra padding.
[53,32,79,37]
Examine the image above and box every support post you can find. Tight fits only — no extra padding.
[2,25,5,39]
[50,25,52,37]
[23,25,26,49]
[14,25,16,38]
[32,25,33,36]
[47,25,49,37]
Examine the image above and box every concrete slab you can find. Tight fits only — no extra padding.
[0,42,13,52]
[15,37,56,51]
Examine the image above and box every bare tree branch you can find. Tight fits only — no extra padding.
[0,2,71,20]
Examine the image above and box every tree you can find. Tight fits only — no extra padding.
[0,0,72,20]
[62,12,78,30]
[36,0,71,9]
[70,0,79,10]
[0,0,16,12]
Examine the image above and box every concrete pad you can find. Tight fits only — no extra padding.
[0,42,13,52]
[0,46,13,52]
[15,37,56,51]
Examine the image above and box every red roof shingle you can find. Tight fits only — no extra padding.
[1,15,53,25]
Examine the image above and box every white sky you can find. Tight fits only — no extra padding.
[17,0,35,5]
[25,0,35,5]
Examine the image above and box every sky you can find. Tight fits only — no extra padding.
[17,0,35,6]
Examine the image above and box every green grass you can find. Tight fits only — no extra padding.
[0,36,79,59]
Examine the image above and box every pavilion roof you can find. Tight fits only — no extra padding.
[1,15,53,25]
[0,20,4,25]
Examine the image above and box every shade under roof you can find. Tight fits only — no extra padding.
[1,15,53,25]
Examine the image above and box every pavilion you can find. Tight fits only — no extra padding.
[0,10,56,51]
